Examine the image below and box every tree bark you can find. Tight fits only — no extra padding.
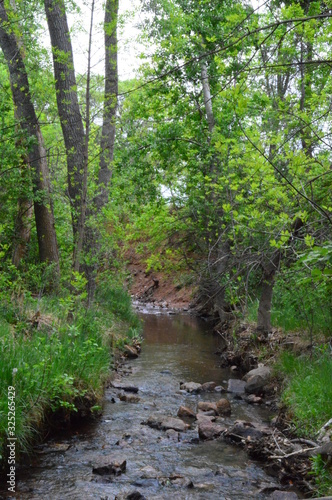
[257,251,281,334]
[44,0,85,239]
[0,1,59,274]
[200,59,230,323]
[95,0,118,211]
[73,0,95,273]
[12,196,33,267]
[83,0,119,304]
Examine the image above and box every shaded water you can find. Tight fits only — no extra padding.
[6,308,281,499]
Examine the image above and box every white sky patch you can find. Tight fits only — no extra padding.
[67,0,142,80]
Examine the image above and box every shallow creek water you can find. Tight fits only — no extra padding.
[11,307,283,499]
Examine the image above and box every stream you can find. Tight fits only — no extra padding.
[10,306,284,499]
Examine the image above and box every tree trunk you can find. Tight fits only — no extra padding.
[73,0,95,273]
[95,0,118,211]
[44,0,85,239]
[12,197,33,267]
[0,2,59,276]
[83,0,119,304]
[257,251,281,334]
[200,59,230,323]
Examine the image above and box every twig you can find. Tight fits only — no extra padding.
[291,438,319,448]
[269,446,318,459]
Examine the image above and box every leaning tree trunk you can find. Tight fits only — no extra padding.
[0,2,59,275]
[44,0,85,240]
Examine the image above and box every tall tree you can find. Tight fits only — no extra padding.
[0,0,59,274]
[44,0,85,240]
[83,0,119,302]
[44,0,118,300]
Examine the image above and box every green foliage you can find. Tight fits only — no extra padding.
[310,454,332,497]
[0,268,141,465]
[278,350,332,436]
[272,269,332,336]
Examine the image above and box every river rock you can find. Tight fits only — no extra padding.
[225,420,270,442]
[201,381,217,392]
[216,398,231,415]
[115,493,147,500]
[126,492,147,500]
[168,475,193,488]
[92,457,126,476]
[111,381,139,393]
[140,465,160,479]
[214,385,227,393]
[119,392,140,403]
[177,406,196,419]
[243,366,272,394]
[246,394,263,404]
[268,491,299,499]
[198,401,218,414]
[165,429,180,441]
[180,382,202,393]
[197,414,225,440]
[243,365,272,381]
[244,375,268,395]
[161,416,190,432]
[145,415,189,432]
[124,344,139,358]
[227,379,246,394]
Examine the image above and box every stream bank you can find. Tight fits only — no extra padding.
[1,307,298,499]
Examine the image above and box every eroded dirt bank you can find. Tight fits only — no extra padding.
[126,249,196,311]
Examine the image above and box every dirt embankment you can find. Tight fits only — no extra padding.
[125,249,196,311]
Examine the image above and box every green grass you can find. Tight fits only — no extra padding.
[277,350,332,437]
[0,280,142,467]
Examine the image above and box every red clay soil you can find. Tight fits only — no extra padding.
[125,249,196,310]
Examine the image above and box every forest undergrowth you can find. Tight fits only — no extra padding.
[0,266,142,474]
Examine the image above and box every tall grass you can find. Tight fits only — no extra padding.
[277,350,332,436]
[0,279,141,467]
